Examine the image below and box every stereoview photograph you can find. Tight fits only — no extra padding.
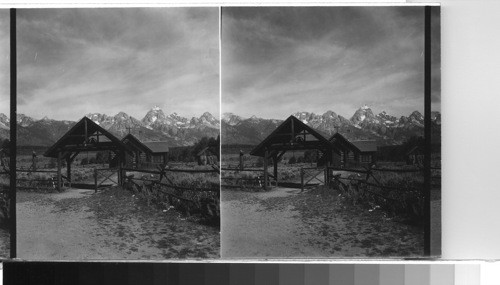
[221,6,441,258]
[15,8,220,260]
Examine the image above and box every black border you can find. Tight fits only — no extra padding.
[9,8,17,259]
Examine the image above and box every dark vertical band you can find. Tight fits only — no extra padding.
[424,5,432,256]
[9,8,17,259]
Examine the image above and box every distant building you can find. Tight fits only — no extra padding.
[351,140,378,164]
[327,133,378,167]
[122,134,169,168]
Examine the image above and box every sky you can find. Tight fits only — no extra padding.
[14,8,219,121]
[0,10,9,116]
[222,6,441,119]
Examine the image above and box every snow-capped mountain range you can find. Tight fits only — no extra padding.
[0,106,219,147]
[222,106,441,145]
[0,105,441,147]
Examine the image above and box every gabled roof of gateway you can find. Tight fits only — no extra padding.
[250,115,333,157]
[45,117,129,159]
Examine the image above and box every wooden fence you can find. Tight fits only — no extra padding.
[122,166,220,220]
[322,165,440,219]
[220,167,278,189]
[1,169,71,191]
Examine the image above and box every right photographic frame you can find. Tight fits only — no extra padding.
[220,5,440,258]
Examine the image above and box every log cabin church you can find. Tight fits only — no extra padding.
[121,134,169,168]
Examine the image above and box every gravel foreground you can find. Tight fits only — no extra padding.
[222,187,425,258]
[17,187,220,260]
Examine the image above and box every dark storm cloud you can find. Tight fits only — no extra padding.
[222,6,440,119]
[17,8,219,120]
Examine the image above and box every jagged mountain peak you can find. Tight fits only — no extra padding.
[17,114,36,127]
[351,105,376,126]
[222,112,243,126]
[323,110,338,118]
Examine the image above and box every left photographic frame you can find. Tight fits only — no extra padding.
[0,9,12,259]
[13,7,221,260]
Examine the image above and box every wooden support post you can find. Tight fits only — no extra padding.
[273,155,278,186]
[263,150,268,190]
[118,153,123,187]
[94,168,98,193]
[57,151,62,192]
[324,167,328,188]
[66,156,72,188]
[239,151,244,171]
[301,168,304,192]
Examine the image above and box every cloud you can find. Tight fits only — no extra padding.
[17,8,219,120]
[222,7,440,119]
[0,10,10,115]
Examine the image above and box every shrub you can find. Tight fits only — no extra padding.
[288,156,296,164]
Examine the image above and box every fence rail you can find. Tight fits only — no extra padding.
[122,167,219,174]
[123,167,220,219]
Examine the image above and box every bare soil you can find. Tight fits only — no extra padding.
[221,186,424,258]
[0,226,9,258]
[17,186,219,260]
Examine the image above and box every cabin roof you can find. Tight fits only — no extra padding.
[351,140,378,153]
[122,134,169,154]
[328,132,360,153]
[142,141,169,153]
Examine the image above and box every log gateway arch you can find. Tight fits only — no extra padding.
[250,115,345,190]
[44,117,131,191]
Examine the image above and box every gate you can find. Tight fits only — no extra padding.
[94,168,119,192]
[300,167,326,192]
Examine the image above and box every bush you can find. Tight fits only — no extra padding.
[81,158,88,165]
[288,156,296,164]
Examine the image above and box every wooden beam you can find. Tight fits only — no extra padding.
[84,118,88,144]
[69,151,80,163]
[66,156,72,187]
[267,143,329,152]
[57,151,62,191]
[263,149,268,190]
[273,154,278,185]
[277,150,286,160]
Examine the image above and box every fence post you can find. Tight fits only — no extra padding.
[94,168,98,193]
[324,167,328,188]
[239,151,244,171]
[300,168,304,192]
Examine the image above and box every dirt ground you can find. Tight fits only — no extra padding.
[0,226,9,258]
[17,186,219,260]
[221,187,425,258]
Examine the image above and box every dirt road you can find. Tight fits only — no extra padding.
[17,187,219,260]
[221,187,424,258]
